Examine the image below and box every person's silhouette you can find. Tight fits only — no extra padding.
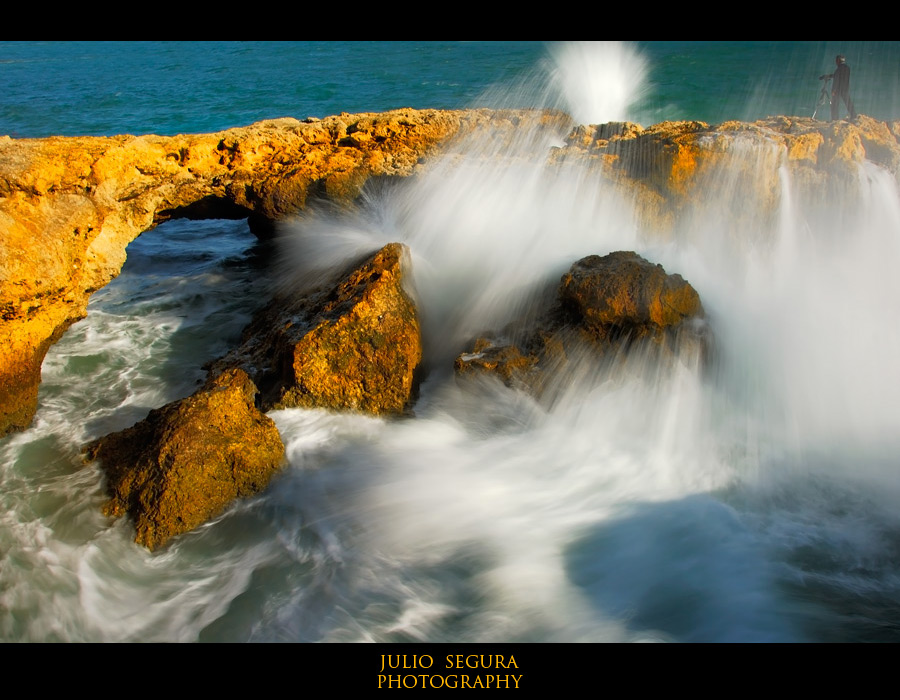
[821,55,856,121]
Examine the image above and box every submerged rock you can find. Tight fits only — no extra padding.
[209,242,422,416]
[455,251,706,395]
[83,368,285,551]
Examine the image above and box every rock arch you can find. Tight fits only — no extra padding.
[3,109,898,435]
[0,109,572,434]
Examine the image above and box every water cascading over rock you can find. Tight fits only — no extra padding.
[455,251,707,397]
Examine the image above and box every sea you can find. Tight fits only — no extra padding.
[2,41,900,646]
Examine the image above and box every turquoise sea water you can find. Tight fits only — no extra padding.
[3,41,900,646]
[4,41,900,138]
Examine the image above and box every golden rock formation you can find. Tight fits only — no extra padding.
[455,251,706,396]
[83,368,285,551]
[3,110,899,435]
[0,108,568,435]
[559,251,703,333]
[84,242,421,549]
[209,242,423,416]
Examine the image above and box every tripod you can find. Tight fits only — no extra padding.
[813,75,832,120]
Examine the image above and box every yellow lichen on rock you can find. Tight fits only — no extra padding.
[785,132,824,163]
[667,141,701,196]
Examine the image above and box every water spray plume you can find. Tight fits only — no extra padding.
[545,41,649,124]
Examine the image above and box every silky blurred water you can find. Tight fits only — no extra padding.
[2,41,900,643]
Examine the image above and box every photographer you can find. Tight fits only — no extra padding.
[820,54,856,121]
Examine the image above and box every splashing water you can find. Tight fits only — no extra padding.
[270,46,900,642]
[544,41,649,124]
[3,42,900,643]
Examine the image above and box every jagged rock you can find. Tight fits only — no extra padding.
[551,114,900,237]
[0,108,569,436]
[82,242,419,550]
[208,242,422,416]
[455,251,705,394]
[557,114,899,189]
[83,368,285,551]
[455,339,539,386]
[559,251,703,335]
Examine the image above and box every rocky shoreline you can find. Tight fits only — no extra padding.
[3,109,900,548]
